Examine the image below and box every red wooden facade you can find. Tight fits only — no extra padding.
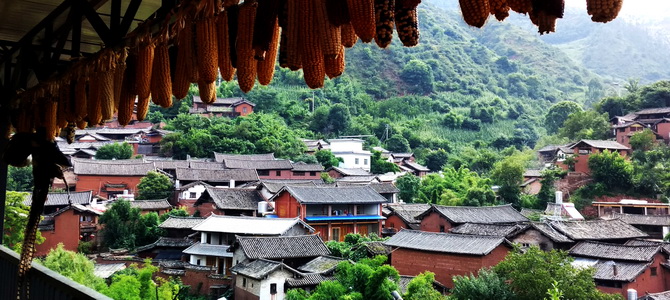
[74,175,143,199]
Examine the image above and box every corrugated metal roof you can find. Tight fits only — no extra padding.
[569,241,660,262]
[276,186,388,204]
[421,204,528,224]
[183,243,232,257]
[237,235,330,260]
[384,229,510,256]
[193,215,313,235]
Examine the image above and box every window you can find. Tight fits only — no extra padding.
[390,223,395,228]
[206,233,211,244]
[310,171,316,176]
[332,227,341,241]
[297,206,302,218]
[270,283,277,294]
[439,225,445,233]
[276,170,281,176]
[242,278,247,287]
[243,107,248,113]
[294,171,305,176]
[355,158,359,164]
[522,243,531,248]
[196,259,201,265]
[258,170,270,176]
[364,159,368,165]
[190,192,197,198]
[651,267,658,276]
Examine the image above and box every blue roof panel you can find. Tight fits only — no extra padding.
[304,215,386,222]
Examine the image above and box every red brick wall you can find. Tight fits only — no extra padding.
[596,252,667,297]
[573,152,591,174]
[390,245,510,288]
[328,170,344,179]
[194,202,219,217]
[258,170,321,180]
[385,215,411,231]
[234,104,254,117]
[36,209,81,256]
[75,175,143,198]
[657,123,670,142]
[419,211,453,233]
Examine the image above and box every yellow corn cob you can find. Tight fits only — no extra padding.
[136,95,150,122]
[396,0,421,9]
[586,0,621,23]
[100,70,115,121]
[530,10,557,34]
[198,80,217,104]
[341,23,358,48]
[286,0,302,70]
[253,0,281,61]
[118,54,137,126]
[347,0,376,43]
[87,67,102,125]
[489,0,509,21]
[316,0,342,58]
[325,45,345,79]
[196,16,219,83]
[257,19,280,86]
[374,0,395,48]
[113,51,127,112]
[75,76,88,121]
[459,0,489,28]
[173,23,194,99]
[137,40,155,101]
[395,6,420,47]
[508,0,532,14]
[300,0,326,88]
[44,99,58,140]
[76,119,88,129]
[237,1,258,93]
[151,42,173,108]
[217,11,236,81]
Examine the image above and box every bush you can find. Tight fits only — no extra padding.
[461,118,482,131]
[77,241,95,254]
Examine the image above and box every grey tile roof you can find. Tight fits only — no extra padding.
[198,187,263,210]
[159,216,205,229]
[193,215,313,235]
[571,140,630,151]
[214,152,275,163]
[635,107,670,115]
[569,241,660,262]
[403,161,430,172]
[367,183,400,194]
[520,208,543,217]
[607,212,670,226]
[590,260,649,282]
[291,162,325,172]
[529,222,573,243]
[129,199,171,210]
[297,256,344,273]
[640,291,670,300]
[549,219,648,240]
[175,168,259,182]
[451,223,529,237]
[230,259,295,280]
[73,159,155,176]
[93,263,126,279]
[193,96,254,106]
[188,161,226,170]
[335,176,379,183]
[538,145,559,153]
[259,181,318,193]
[360,241,392,256]
[136,237,195,252]
[23,191,93,206]
[328,167,372,176]
[419,204,529,224]
[161,269,186,276]
[624,239,670,254]
[183,243,233,257]
[384,204,431,227]
[286,273,335,287]
[224,159,294,170]
[152,160,191,170]
[384,229,510,255]
[237,235,330,260]
[274,186,388,204]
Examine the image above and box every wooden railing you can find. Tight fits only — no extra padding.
[0,245,111,300]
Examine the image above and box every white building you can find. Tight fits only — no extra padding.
[329,139,372,171]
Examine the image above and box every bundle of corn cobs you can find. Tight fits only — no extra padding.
[8,0,423,140]
[460,0,623,34]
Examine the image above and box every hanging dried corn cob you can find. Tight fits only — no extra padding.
[508,0,532,14]
[257,19,280,86]
[196,0,219,83]
[347,0,376,43]
[586,0,621,23]
[530,0,563,34]
[236,0,258,93]
[227,5,240,69]
[300,0,326,89]
[43,98,58,140]
[217,10,236,81]
[151,40,174,108]
[87,59,102,125]
[74,72,88,122]
[198,79,217,103]
[113,49,127,111]
[253,0,281,61]
[118,54,138,126]
[173,19,195,99]
[459,0,489,28]
[100,51,115,121]
[341,23,358,48]
[278,26,289,68]
[326,0,351,26]
[285,0,302,70]
[137,36,155,102]
[325,45,346,79]
[489,0,510,21]
[374,0,395,48]
[316,0,342,58]
[395,4,420,47]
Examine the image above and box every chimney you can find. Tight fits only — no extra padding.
[627,289,637,300]
[613,263,618,276]
[229,179,236,188]
[555,191,563,204]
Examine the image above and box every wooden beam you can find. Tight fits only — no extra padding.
[80,0,112,45]
[110,0,121,32]
[71,1,82,56]
[119,0,143,41]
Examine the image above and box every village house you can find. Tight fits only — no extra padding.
[328,139,372,171]
[548,219,648,243]
[611,107,670,145]
[639,291,670,300]
[603,213,670,239]
[569,241,668,297]
[158,216,205,238]
[73,158,155,199]
[612,121,661,148]
[555,140,630,174]
[190,96,255,117]
[326,166,373,179]
[192,187,264,217]
[23,190,93,214]
[255,180,323,201]
[382,203,431,233]
[35,204,102,256]
[269,186,388,241]
[449,222,575,251]
[222,158,324,180]
[128,199,172,215]
[384,229,512,289]
[231,235,330,270]
[301,139,330,154]
[521,169,543,195]
[386,153,430,177]
[339,182,399,203]
[416,204,529,233]
[174,167,259,188]
[593,199,670,217]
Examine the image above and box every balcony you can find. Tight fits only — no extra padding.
[0,245,111,300]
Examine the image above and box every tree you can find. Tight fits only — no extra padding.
[631,145,670,199]
[137,171,174,200]
[7,165,33,191]
[494,247,622,300]
[629,129,656,151]
[544,101,582,134]
[326,233,387,262]
[103,260,159,300]
[40,244,107,290]
[370,151,400,174]
[159,206,190,222]
[315,150,343,169]
[535,168,566,209]
[292,154,319,164]
[416,167,494,205]
[424,149,448,172]
[558,111,610,140]
[99,200,162,249]
[450,268,514,300]
[396,174,420,202]
[95,142,134,160]
[385,136,411,153]
[327,103,352,135]
[491,157,525,207]
[3,191,44,252]
[404,272,446,300]
[588,150,633,190]
[400,60,434,94]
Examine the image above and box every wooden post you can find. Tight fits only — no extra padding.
[0,91,8,245]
